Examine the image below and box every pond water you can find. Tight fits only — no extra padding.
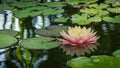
[0,1,120,68]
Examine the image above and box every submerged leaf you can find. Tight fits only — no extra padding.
[0,29,18,36]
[35,25,68,37]
[0,35,18,49]
[20,37,59,49]
[68,55,120,68]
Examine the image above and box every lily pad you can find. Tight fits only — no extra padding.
[0,35,18,49]
[71,14,91,25]
[0,29,18,36]
[113,50,120,60]
[35,25,68,37]
[95,10,109,17]
[40,2,66,7]
[107,7,120,13]
[68,55,120,68]
[20,37,59,49]
[89,3,109,9]
[0,4,13,13]
[103,16,120,23]
[55,17,68,22]
[105,0,120,4]
[65,0,97,5]
[14,9,42,18]
[10,2,37,8]
[14,9,30,18]
[80,8,98,16]
[26,6,48,11]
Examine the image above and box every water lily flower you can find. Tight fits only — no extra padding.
[58,26,99,56]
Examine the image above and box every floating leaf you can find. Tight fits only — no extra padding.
[71,14,91,25]
[107,7,120,13]
[113,50,120,60]
[40,2,66,7]
[14,9,42,18]
[14,9,30,18]
[20,37,59,49]
[80,8,98,16]
[0,29,18,36]
[65,0,97,5]
[105,0,120,4]
[0,35,18,49]
[80,8,109,17]
[103,17,114,22]
[68,55,120,68]
[103,16,120,23]
[112,2,120,7]
[29,11,42,17]
[88,16,101,22]
[10,2,37,8]
[95,10,109,17]
[89,3,109,9]
[0,4,13,13]
[42,8,64,15]
[26,6,48,11]
[35,25,68,37]
[55,17,68,22]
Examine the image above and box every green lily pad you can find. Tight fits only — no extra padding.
[55,17,68,22]
[68,55,120,68]
[88,16,101,22]
[26,6,48,11]
[71,14,90,25]
[80,8,109,17]
[10,2,37,8]
[95,10,109,17]
[14,9,42,18]
[103,16,120,23]
[20,37,59,49]
[71,14,91,25]
[0,35,18,49]
[112,2,120,7]
[40,2,66,7]
[0,4,13,13]
[103,17,114,22]
[107,7,120,13]
[35,25,68,37]
[14,9,30,18]
[105,0,120,4]
[29,11,43,17]
[65,0,97,5]
[113,50,120,60]
[0,29,18,36]
[80,8,98,16]
[89,3,109,9]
